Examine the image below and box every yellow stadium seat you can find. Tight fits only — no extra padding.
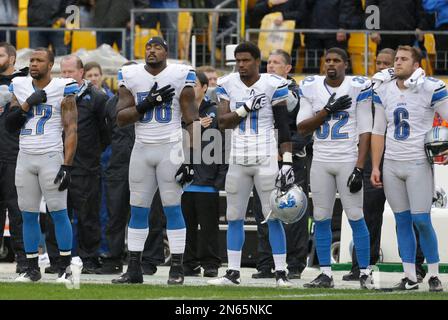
[17,0,29,49]
[258,12,295,61]
[71,31,98,52]
[178,12,193,60]
[134,26,160,59]
[348,32,376,76]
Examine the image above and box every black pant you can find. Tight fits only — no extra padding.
[376,34,416,52]
[0,161,25,265]
[303,35,349,74]
[45,174,102,260]
[182,191,221,270]
[102,177,165,266]
[254,156,310,273]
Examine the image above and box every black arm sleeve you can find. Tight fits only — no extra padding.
[273,102,291,144]
[5,107,27,133]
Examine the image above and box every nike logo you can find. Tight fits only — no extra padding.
[405,282,418,290]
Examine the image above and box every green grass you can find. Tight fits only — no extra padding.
[1,283,448,300]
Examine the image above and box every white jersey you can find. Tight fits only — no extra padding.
[216,72,288,165]
[118,63,195,144]
[373,77,448,161]
[297,75,372,162]
[9,77,78,154]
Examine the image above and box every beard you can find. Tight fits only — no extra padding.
[0,62,10,74]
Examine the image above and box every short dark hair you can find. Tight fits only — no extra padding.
[269,49,292,65]
[196,71,209,87]
[378,48,396,59]
[325,47,349,63]
[34,47,54,64]
[234,41,260,60]
[396,45,422,65]
[84,61,103,75]
[0,42,16,58]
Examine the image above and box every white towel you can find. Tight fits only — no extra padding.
[404,67,425,89]
[372,68,396,90]
[0,84,12,107]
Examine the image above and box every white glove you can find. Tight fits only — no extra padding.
[404,67,425,89]
[243,93,267,112]
[0,85,12,107]
[372,68,395,90]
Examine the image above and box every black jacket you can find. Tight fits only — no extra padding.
[186,98,228,190]
[287,77,312,155]
[365,0,429,30]
[0,67,28,163]
[104,94,135,180]
[302,0,360,30]
[27,0,75,27]
[251,0,306,29]
[71,81,109,175]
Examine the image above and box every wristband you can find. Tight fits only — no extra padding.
[235,106,248,118]
[283,152,293,164]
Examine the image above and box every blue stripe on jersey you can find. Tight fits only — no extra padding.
[215,86,228,98]
[117,69,123,81]
[431,88,448,104]
[186,71,196,83]
[8,83,13,93]
[356,89,372,102]
[64,82,79,96]
[373,93,382,105]
[272,86,289,101]
[298,87,304,98]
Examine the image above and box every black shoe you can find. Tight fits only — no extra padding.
[304,273,334,288]
[207,269,241,285]
[392,278,419,291]
[45,264,59,274]
[251,270,275,279]
[96,263,123,275]
[184,265,201,277]
[141,263,157,275]
[428,276,443,292]
[275,270,292,287]
[111,270,143,284]
[416,273,425,283]
[15,268,41,282]
[287,269,301,280]
[16,263,28,274]
[203,268,219,278]
[360,273,373,289]
[342,271,360,281]
[81,259,100,274]
[167,264,184,285]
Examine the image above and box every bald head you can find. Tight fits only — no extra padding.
[60,55,84,84]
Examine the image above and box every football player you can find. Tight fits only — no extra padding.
[111,37,199,285]
[371,45,448,292]
[297,48,372,289]
[6,48,78,283]
[207,42,294,287]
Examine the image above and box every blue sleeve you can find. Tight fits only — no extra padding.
[373,91,383,106]
[215,85,229,100]
[185,70,196,86]
[272,83,289,103]
[431,85,448,106]
[8,83,13,93]
[356,87,372,103]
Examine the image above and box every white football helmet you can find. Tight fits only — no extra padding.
[266,184,308,224]
[424,126,448,164]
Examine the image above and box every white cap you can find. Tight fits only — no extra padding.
[226,44,237,66]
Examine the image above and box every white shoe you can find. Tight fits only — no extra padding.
[207,269,240,286]
[275,271,293,288]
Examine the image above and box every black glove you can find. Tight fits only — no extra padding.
[136,82,175,114]
[175,164,194,187]
[26,90,47,107]
[323,93,352,114]
[275,164,295,192]
[53,165,72,191]
[347,167,363,193]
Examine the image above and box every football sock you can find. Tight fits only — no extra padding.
[50,209,72,253]
[273,254,287,271]
[321,266,332,277]
[227,220,245,251]
[411,213,439,264]
[128,206,150,251]
[315,219,332,268]
[349,218,370,269]
[267,219,286,254]
[164,206,186,254]
[394,211,416,264]
[227,250,241,272]
[403,262,417,283]
[428,263,440,278]
[22,211,40,256]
